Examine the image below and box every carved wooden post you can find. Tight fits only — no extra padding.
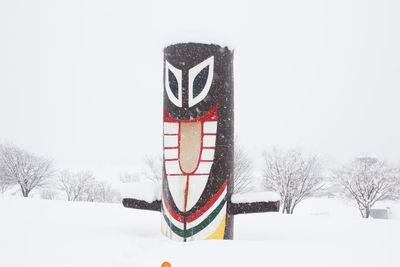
[162,43,234,241]
[122,42,280,242]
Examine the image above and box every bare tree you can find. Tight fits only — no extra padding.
[262,148,323,214]
[234,145,253,194]
[85,180,120,203]
[58,170,94,201]
[119,172,140,183]
[0,143,54,197]
[0,168,11,194]
[58,170,120,203]
[143,154,163,183]
[333,156,400,218]
[95,181,120,203]
[0,181,10,194]
[40,189,58,200]
[119,155,162,185]
[83,180,100,202]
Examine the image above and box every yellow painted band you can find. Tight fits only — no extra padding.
[205,215,226,240]
[161,221,166,236]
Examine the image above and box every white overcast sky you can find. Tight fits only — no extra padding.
[1,0,399,180]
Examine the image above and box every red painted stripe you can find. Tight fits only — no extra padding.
[165,158,178,161]
[177,122,184,174]
[164,133,179,136]
[167,173,209,176]
[164,146,178,149]
[162,190,184,223]
[186,180,227,223]
[164,105,218,123]
[180,120,204,175]
[164,106,217,176]
[202,147,215,149]
[184,176,189,212]
[200,160,213,162]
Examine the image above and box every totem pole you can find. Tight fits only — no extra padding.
[123,43,279,241]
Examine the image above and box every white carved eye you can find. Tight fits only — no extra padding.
[165,60,182,107]
[188,56,214,107]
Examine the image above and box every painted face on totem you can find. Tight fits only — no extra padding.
[161,43,234,241]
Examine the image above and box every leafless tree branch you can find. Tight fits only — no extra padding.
[233,144,253,194]
[0,143,54,197]
[262,148,324,214]
[332,156,400,218]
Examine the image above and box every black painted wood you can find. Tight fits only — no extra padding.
[230,201,280,215]
[122,198,161,212]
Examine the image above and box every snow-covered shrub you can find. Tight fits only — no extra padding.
[333,156,400,218]
[262,148,324,214]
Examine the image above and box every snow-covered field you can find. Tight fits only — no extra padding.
[0,196,399,267]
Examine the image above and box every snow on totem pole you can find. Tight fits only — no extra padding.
[122,42,280,242]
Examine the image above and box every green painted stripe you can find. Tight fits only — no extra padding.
[186,196,227,237]
[162,209,184,237]
[162,196,227,238]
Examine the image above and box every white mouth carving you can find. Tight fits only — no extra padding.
[163,119,217,212]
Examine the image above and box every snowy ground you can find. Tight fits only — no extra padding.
[0,196,399,267]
